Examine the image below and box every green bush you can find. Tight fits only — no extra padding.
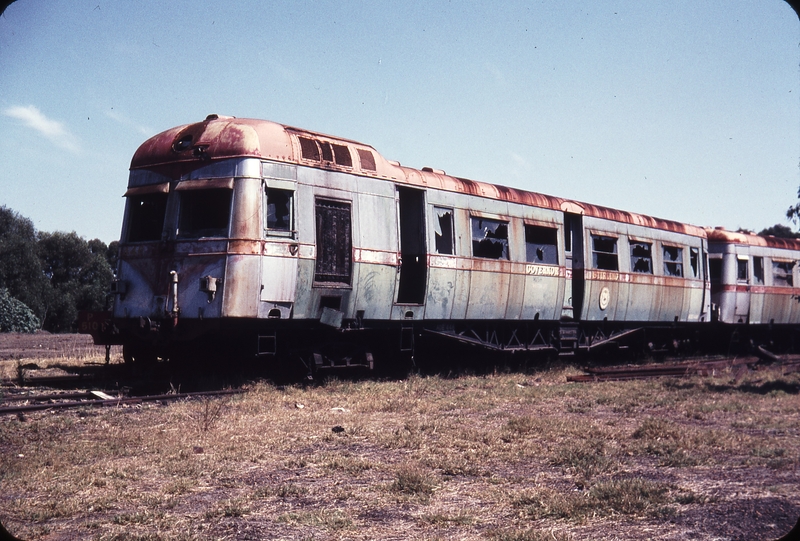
[0,288,40,333]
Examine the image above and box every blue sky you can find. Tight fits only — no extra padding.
[1,0,798,244]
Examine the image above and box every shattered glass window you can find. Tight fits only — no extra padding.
[629,241,652,274]
[434,207,455,255]
[265,188,292,233]
[772,260,794,287]
[525,225,558,264]
[591,235,618,271]
[471,217,509,259]
[663,245,684,277]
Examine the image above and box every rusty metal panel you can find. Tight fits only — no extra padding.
[466,262,511,319]
[356,192,397,251]
[352,264,395,319]
[424,267,456,320]
[261,253,297,303]
[221,255,260,318]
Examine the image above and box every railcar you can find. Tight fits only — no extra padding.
[92,114,729,371]
[706,228,800,342]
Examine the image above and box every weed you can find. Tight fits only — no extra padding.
[277,509,352,530]
[390,464,436,497]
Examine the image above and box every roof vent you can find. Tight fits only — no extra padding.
[422,167,446,175]
[206,114,219,121]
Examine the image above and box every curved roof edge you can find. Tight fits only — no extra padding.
[705,227,800,251]
[130,115,706,238]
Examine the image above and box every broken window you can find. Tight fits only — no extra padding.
[753,256,764,285]
[525,225,558,264]
[690,247,699,278]
[735,257,748,282]
[591,235,618,271]
[126,193,167,242]
[471,217,509,259]
[663,245,683,277]
[357,149,376,171]
[314,199,352,284]
[629,241,653,274]
[434,207,455,255]
[264,188,292,233]
[178,189,232,239]
[772,260,794,287]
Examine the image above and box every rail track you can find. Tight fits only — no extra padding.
[566,351,800,383]
[0,388,244,416]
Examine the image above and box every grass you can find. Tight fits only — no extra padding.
[0,354,799,540]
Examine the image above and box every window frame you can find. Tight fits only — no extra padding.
[263,187,295,238]
[629,239,653,274]
[663,245,684,278]
[524,223,558,265]
[433,206,455,255]
[470,216,509,260]
[591,234,619,271]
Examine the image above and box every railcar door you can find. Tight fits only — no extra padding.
[562,212,585,320]
[734,253,750,322]
[396,187,427,304]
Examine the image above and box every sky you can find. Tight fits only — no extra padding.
[0,0,799,244]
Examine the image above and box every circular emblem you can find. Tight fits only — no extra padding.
[599,287,610,310]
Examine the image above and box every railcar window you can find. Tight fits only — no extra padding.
[299,137,320,161]
[753,256,764,285]
[320,142,334,162]
[357,149,376,171]
[331,144,352,167]
[265,188,292,232]
[663,246,683,277]
[737,258,748,282]
[126,193,167,242]
[314,199,352,284]
[629,241,653,274]
[690,248,699,278]
[434,207,455,255]
[177,189,232,239]
[471,217,509,259]
[591,235,618,271]
[772,260,794,287]
[525,225,558,265]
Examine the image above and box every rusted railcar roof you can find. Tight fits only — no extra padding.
[131,115,706,238]
[706,227,800,251]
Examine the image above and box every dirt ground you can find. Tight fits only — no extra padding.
[0,332,798,541]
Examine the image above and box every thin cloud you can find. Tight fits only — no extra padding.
[104,109,152,136]
[4,105,81,153]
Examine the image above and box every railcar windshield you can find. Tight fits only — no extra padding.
[126,193,168,242]
[177,189,232,239]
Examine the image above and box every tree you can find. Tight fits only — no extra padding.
[0,288,39,333]
[0,206,50,323]
[37,232,114,332]
[758,224,800,239]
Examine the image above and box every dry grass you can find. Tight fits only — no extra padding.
[1,356,799,540]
